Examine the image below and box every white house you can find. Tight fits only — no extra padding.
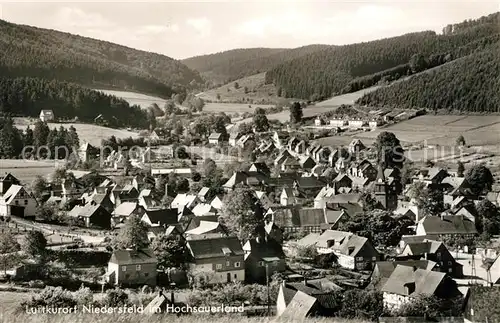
[39,109,55,122]
[0,185,37,218]
[330,118,347,128]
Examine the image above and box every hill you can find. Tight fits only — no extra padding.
[182,45,329,85]
[356,43,500,113]
[265,12,499,100]
[0,19,203,98]
[0,77,151,128]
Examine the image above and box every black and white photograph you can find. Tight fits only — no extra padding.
[0,1,499,322]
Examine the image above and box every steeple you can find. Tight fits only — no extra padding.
[376,164,386,183]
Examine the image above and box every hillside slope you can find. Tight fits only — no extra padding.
[266,12,499,100]
[355,43,500,113]
[0,19,203,98]
[182,45,329,85]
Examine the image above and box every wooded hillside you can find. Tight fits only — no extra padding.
[265,12,499,100]
[182,45,329,85]
[0,19,203,98]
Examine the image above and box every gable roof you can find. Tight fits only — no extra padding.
[185,221,222,235]
[112,202,141,217]
[187,236,243,259]
[381,265,446,297]
[68,203,110,218]
[279,290,317,320]
[272,208,326,228]
[1,185,30,204]
[372,260,438,290]
[419,215,477,235]
[314,230,374,258]
[143,208,178,226]
[404,240,444,256]
[209,132,222,140]
[109,248,157,265]
[243,238,285,260]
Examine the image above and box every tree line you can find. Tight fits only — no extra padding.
[265,15,499,100]
[0,77,152,128]
[0,115,80,159]
[356,44,500,113]
[0,19,203,98]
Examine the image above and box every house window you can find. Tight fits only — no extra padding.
[226,261,230,267]
[234,274,237,279]
[136,265,141,271]
[448,261,452,266]
[24,200,28,205]
[122,266,127,272]
[258,261,264,267]
[372,256,377,261]
[448,268,452,273]
[15,200,19,205]
[216,264,222,270]
[235,262,241,268]
[356,257,363,261]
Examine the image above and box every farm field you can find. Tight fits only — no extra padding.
[315,86,380,107]
[0,159,58,184]
[204,102,275,115]
[14,119,139,147]
[97,89,167,109]
[356,115,500,146]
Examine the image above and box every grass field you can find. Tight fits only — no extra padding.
[197,73,283,104]
[204,102,275,115]
[315,86,380,107]
[0,159,58,184]
[97,89,167,109]
[14,119,139,147]
[356,115,500,147]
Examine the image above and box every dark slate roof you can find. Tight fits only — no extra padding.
[405,241,443,256]
[188,236,243,259]
[143,208,178,226]
[295,177,326,188]
[372,260,438,290]
[109,248,157,265]
[381,265,446,296]
[273,208,326,228]
[244,238,285,259]
[419,215,477,235]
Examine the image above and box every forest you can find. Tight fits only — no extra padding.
[265,12,499,100]
[0,19,203,98]
[0,77,152,128]
[182,45,330,85]
[355,44,500,113]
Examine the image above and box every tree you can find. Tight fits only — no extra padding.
[203,158,218,178]
[151,234,189,270]
[456,135,466,146]
[33,121,50,149]
[374,131,405,168]
[457,161,465,177]
[221,185,262,241]
[338,210,413,247]
[31,175,48,200]
[253,114,269,132]
[192,171,202,182]
[290,102,303,124]
[177,178,190,193]
[400,160,413,187]
[409,53,428,73]
[338,289,384,321]
[67,125,80,148]
[24,126,34,147]
[0,230,21,274]
[397,294,463,318]
[116,215,149,250]
[238,122,253,135]
[465,165,494,195]
[476,199,500,235]
[22,231,47,260]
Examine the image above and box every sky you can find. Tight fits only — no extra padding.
[0,1,498,59]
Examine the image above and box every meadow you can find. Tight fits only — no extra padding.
[204,102,275,115]
[14,119,139,147]
[97,89,167,109]
[0,159,58,184]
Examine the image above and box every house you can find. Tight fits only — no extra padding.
[276,282,341,318]
[110,184,139,206]
[170,194,200,210]
[294,141,308,155]
[373,166,398,211]
[39,109,55,122]
[0,185,37,218]
[242,237,286,283]
[192,203,218,217]
[314,186,336,209]
[78,142,96,162]
[112,202,145,225]
[348,118,365,129]
[330,118,347,128]
[325,194,364,217]
[144,289,186,314]
[381,265,461,311]
[106,249,157,286]
[398,240,463,277]
[348,160,377,181]
[348,139,366,154]
[147,225,184,242]
[228,132,242,147]
[280,157,300,172]
[236,134,254,148]
[369,119,383,129]
[141,208,179,227]
[370,260,438,291]
[299,156,316,171]
[185,221,228,236]
[0,173,21,195]
[151,168,192,178]
[186,236,245,284]
[210,196,224,210]
[333,173,352,191]
[486,254,500,284]
[269,207,327,234]
[450,204,477,223]
[302,230,379,270]
[208,132,224,145]
[68,202,112,229]
[273,131,289,149]
[133,175,155,191]
[323,209,350,230]
[248,162,271,177]
[314,117,324,126]
[413,168,449,186]
[415,215,477,240]
[197,187,211,202]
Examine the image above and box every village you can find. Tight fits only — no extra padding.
[0,103,499,323]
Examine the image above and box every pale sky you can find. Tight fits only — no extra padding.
[0,1,498,59]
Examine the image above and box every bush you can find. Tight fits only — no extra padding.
[21,286,76,308]
[27,280,45,289]
[104,288,129,307]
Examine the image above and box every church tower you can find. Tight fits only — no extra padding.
[374,165,398,211]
